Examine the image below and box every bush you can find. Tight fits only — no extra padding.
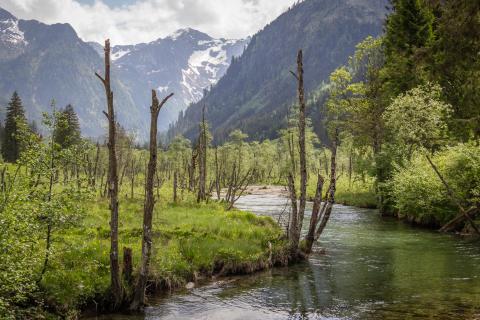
[390,143,480,226]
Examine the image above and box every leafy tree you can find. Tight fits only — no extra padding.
[383,83,452,153]
[1,92,28,162]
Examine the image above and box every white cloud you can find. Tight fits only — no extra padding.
[0,0,296,44]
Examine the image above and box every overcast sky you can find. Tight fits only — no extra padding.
[0,0,296,44]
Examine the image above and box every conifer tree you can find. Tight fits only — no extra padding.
[383,0,434,94]
[1,91,27,162]
[54,104,81,149]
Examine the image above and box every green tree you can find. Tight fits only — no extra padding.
[54,104,81,149]
[429,0,480,140]
[1,92,28,162]
[383,83,452,153]
[383,0,434,95]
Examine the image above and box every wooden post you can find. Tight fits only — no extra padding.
[131,90,173,310]
[95,39,122,308]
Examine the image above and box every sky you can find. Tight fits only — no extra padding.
[0,0,296,45]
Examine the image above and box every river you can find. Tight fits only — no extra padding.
[90,193,480,319]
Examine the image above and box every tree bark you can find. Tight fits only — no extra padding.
[315,129,338,240]
[287,49,307,257]
[173,170,178,203]
[296,50,307,245]
[123,247,133,288]
[95,39,122,308]
[197,105,207,202]
[287,173,299,254]
[304,174,324,254]
[131,89,173,310]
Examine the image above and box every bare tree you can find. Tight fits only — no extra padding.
[131,90,173,310]
[197,105,207,202]
[95,39,122,308]
[286,49,307,257]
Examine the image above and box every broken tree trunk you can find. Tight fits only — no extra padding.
[95,39,122,309]
[197,105,207,202]
[315,128,338,241]
[131,89,173,310]
[173,171,178,203]
[296,50,307,238]
[123,247,133,288]
[287,173,299,252]
[286,49,307,257]
[304,174,324,254]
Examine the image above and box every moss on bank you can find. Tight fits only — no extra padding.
[37,193,288,318]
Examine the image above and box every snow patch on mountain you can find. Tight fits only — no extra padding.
[0,18,26,45]
[112,48,131,61]
[178,39,234,104]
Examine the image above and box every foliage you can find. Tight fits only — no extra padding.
[54,104,81,149]
[390,144,480,226]
[1,91,28,162]
[383,83,452,152]
[383,0,434,95]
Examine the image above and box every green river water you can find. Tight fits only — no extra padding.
[89,194,480,319]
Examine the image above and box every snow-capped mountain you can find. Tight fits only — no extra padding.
[0,8,27,62]
[95,28,249,128]
[0,6,248,139]
[0,7,144,138]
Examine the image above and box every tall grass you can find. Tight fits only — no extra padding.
[39,187,288,317]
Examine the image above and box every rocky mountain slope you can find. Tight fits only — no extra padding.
[0,7,247,139]
[169,0,388,142]
[99,29,248,128]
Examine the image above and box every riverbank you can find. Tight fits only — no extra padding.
[33,194,288,319]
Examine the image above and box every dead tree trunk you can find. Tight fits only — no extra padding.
[188,149,198,192]
[197,105,207,202]
[123,247,133,288]
[304,174,324,254]
[173,171,178,203]
[95,39,122,308]
[92,142,100,188]
[131,90,173,310]
[214,146,221,200]
[287,49,307,257]
[314,129,338,241]
[297,49,307,245]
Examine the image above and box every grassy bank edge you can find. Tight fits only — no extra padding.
[34,196,289,319]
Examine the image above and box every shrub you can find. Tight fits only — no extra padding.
[390,143,480,226]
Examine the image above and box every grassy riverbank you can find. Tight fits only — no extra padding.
[306,176,378,209]
[34,192,288,318]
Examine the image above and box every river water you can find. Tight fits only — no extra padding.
[91,194,480,319]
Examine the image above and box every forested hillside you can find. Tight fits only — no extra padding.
[0,8,141,137]
[0,8,246,139]
[169,0,388,142]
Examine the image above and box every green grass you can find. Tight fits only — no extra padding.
[39,189,288,317]
[307,175,378,209]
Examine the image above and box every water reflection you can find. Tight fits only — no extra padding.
[88,195,480,319]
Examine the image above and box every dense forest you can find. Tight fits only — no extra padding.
[0,0,479,319]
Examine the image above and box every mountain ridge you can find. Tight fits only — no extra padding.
[0,7,247,139]
[169,0,388,143]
